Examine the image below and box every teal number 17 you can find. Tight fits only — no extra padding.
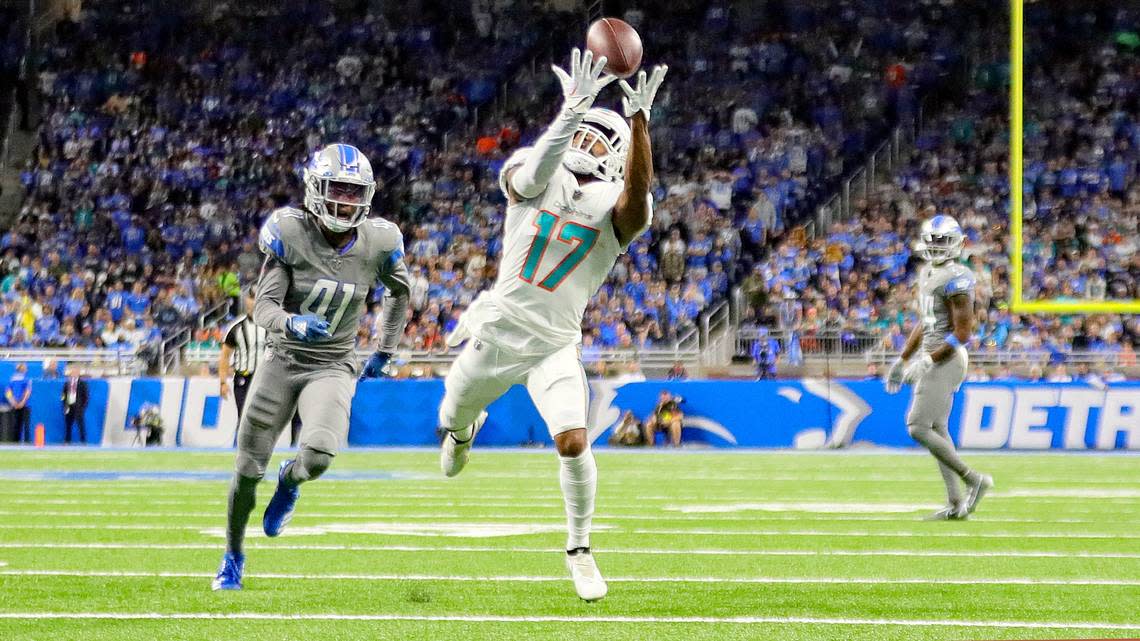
[519,210,600,291]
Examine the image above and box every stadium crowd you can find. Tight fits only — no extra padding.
[736,3,1140,367]
[0,0,1135,375]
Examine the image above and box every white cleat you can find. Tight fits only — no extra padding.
[440,411,486,478]
[966,473,994,514]
[566,548,608,602]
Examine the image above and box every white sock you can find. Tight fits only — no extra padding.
[559,448,597,551]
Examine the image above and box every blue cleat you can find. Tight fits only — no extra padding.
[263,459,300,537]
[211,551,244,591]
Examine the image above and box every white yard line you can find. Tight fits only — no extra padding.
[0,542,1139,559]
[4,509,1140,528]
[0,612,1135,629]
[0,508,1126,524]
[1,569,1139,587]
[629,528,1140,540]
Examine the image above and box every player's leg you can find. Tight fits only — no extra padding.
[943,352,992,513]
[263,364,356,537]
[214,357,300,590]
[526,344,606,601]
[438,339,514,477]
[906,351,988,517]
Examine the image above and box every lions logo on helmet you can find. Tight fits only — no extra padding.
[562,108,631,183]
[917,215,965,264]
[303,143,376,233]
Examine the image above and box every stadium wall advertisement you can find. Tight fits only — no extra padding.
[7,377,1138,451]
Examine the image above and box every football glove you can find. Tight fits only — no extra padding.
[902,353,935,385]
[360,351,394,380]
[884,357,906,394]
[551,47,617,115]
[285,314,331,343]
[619,65,668,121]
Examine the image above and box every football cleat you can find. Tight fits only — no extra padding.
[263,459,300,537]
[924,504,968,521]
[211,551,244,591]
[566,547,608,602]
[965,473,994,514]
[441,411,487,478]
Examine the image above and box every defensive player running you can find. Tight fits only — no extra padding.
[212,143,409,590]
[436,49,666,601]
[885,215,994,521]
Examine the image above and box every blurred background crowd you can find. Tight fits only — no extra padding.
[0,0,1135,379]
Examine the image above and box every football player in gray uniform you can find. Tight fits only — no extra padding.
[213,143,410,590]
[885,215,994,521]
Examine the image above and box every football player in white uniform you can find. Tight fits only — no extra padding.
[885,215,993,520]
[436,48,666,601]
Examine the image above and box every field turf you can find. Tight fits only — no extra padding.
[0,448,1138,640]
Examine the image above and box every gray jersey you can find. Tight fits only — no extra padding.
[254,207,410,366]
[916,261,975,354]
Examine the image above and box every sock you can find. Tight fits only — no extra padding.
[909,422,973,480]
[559,448,597,551]
[225,474,260,555]
[286,447,333,485]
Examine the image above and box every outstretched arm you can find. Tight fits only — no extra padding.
[613,65,667,246]
[506,48,616,202]
[613,112,652,246]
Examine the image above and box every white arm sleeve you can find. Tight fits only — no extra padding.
[506,107,583,200]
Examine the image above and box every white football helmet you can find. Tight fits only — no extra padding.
[917,215,965,264]
[303,143,376,233]
[563,108,631,183]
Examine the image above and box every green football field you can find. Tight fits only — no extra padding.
[0,448,1138,641]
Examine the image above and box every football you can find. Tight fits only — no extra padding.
[586,17,642,79]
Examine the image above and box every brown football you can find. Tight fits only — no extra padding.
[586,17,643,79]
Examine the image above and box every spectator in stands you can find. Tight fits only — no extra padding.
[666,362,689,381]
[61,365,88,445]
[5,363,31,443]
[993,365,1019,382]
[1047,364,1074,383]
[644,390,684,447]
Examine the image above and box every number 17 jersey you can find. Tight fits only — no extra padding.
[462,148,651,356]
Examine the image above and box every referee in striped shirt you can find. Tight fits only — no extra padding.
[219,285,302,445]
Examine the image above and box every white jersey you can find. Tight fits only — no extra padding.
[461,148,650,356]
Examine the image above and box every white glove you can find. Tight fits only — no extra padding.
[619,65,668,121]
[884,357,906,394]
[551,48,617,115]
[902,353,934,385]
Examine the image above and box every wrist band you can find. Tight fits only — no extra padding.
[944,333,962,348]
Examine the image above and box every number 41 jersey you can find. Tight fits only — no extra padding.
[464,148,652,356]
[258,207,408,366]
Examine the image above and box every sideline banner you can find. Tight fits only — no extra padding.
[7,377,1137,450]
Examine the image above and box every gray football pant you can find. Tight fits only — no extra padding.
[225,352,356,554]
[906,348,973,505]
[234,353,357,478]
